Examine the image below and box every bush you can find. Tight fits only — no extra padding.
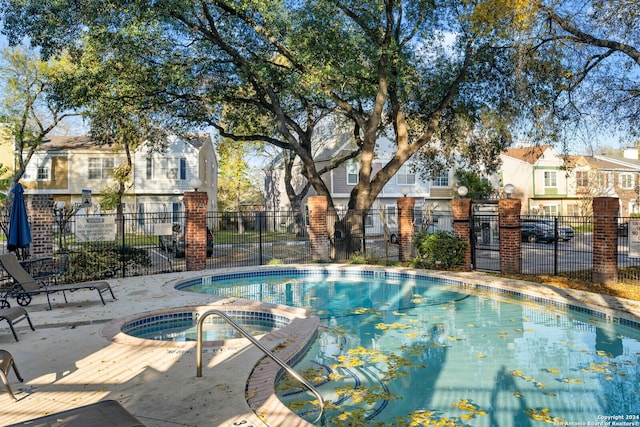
[411,230,467,270]
[62,243,151,282]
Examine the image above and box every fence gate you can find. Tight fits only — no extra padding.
[471,210,500,272]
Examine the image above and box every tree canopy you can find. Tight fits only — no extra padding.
[2,0,635,228]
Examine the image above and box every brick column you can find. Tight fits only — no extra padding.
[452,198,472,270]
[184,191,208,271]
[499,198,522,274]
[308,196,329,261]
[593,197,618,284]
[28,194,54,258]
[397,197,415,262]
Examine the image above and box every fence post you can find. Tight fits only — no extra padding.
[184,190,208,271]
[592,197,618,284]
[498,198,522,274]
[28,194,54,258]
[397,196,415,262]
[308,196,329,262]
[452,198,472,270]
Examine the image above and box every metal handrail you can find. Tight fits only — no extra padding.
[196,309,325,424]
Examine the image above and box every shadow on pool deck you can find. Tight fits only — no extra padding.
[1,267,640,426]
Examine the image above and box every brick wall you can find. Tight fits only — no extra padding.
[452,198,472,270]
[28,194,54,258]
[499,198,522,274]
[397,197,415,262]
[592,197,618,284]
[308,196,329,261]
[184,191,208,271]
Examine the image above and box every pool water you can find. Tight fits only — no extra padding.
[180,272,640,426]
[123,312,287,342]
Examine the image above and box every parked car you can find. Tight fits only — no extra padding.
[521,222,555,243]
[159,224,214,257]
[522,218,574,241]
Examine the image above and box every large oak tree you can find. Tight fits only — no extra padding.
[1,0,555,251]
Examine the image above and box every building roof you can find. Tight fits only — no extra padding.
[39,134,211,152]
[501,145,551,163]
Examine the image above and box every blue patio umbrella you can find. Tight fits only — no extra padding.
[7,183,32,257]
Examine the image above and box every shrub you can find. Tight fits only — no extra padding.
[411,230,467,270]
[62,243,151,282]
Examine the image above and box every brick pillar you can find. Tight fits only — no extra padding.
[308,196,329,261]
[28,194,54,258]
[452,198,472,270]
[593,197,618,284]
[499,198,522,274]
[184,191,208,271]
[397,197,415,262]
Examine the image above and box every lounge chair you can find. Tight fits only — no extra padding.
[5,399,146,426]
[0,349,23,401]
[0,253,116,310]
[0,307,35,341]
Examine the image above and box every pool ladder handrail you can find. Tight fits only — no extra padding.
[195,309,325,424]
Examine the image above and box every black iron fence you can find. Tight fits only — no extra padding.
[2,209,638,285]
[617,216,640,284]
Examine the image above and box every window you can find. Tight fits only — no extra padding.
[347,162,358,185]
[598,173,608,188]
[431,170,449,187]
[88,157,115,180]
[146,158,153,180]
[567,204,580,216]
[544,171,557,188]
[619,173,634,189]
[164,157,187,180]
[396,165,415,185]
[576,171,589,187]
[23,158,51,180]
[386,205,398,226]
[543,205,558,216]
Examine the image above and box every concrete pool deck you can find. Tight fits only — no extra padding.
[1,266,640,426]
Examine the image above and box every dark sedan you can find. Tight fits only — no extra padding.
[521,222,555,243]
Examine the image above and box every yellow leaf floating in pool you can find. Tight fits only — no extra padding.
[563,378,582,384]
[406,333,417,338]
[546,392,557,397]
[316,310,328,315]
[545,368,561,374]
[513,392,523,398]
[524,408,565,424]
[476,353,487,359]
[604,376,614,381]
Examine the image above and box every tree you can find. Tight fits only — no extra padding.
[455,170,495,200]
[0,0,551,255]
[217,138,264,233]
[505,1,640,146]
[0,46,82,204]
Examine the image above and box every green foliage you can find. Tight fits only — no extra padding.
[411,231,467,270]
[455,170,495,200]
[217,138,264,211]
[62,243,151,282]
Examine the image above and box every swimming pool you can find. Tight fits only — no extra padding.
[121,309,290,342]
[177,267,640,426]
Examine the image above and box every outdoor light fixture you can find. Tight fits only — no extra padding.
[504,183,515,198]
[401,187,409,197]
[457,186,468,198]
[190,178,203,191]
